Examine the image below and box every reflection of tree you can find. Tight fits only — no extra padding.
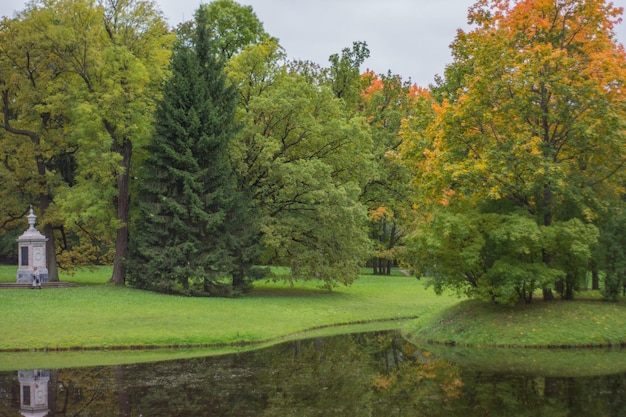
[454,372,626,417]
[460,375,559,417]
[543,375,626,417]
[261,336,375,417]
[48,370,58,417]
[51,367,117,417]
[366,333,626,417]
[122,354,268,416]
[0,367,119,417]
[0,335,625,416]
[0,371,21,417]
[114,366,130,417]
[362,332,464,416]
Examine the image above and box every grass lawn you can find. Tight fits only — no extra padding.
[0,265,458,352]
[2,264,626,372]
[407,297,626,348]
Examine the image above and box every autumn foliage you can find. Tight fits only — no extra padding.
[401,0,626,303]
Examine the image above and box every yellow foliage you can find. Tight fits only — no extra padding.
[369,205,392,222]
[372,375,393,391]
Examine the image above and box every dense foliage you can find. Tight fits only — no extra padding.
[1,0,625,300]
[125,6,258,295]
[0,0,173,283]
[226,40,375,288]
[401,0,626,303]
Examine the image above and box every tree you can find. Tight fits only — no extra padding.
[175,0,271,61]
[226,40,374,289]
[328,41,370,109]
[0,5,82,281]
[359,71,423,275]
[401,0,626,303]
[595,203,626,300]
[0,0,172,281]
[198,0,270,59]
[126,6,255,295]
[91,0,173,285]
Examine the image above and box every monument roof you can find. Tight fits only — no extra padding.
[17,207,47,242]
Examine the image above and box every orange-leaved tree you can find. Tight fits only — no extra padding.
[359,71,429,275]
[401,0,626,303]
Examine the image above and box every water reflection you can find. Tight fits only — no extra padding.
[17,370,49,417]
[0,332,625,416]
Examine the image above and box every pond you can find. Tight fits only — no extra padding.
[0,331,625,416]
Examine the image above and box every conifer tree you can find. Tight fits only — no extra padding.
[126,7,258,295]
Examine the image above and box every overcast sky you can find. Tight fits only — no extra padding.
[1,0,625,86]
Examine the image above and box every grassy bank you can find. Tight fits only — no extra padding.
[3,264,626,370]
[407,298,626,348]
[0,266,458,352]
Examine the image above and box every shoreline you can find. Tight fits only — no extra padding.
[405,298,626,349]
[0,317,416,354]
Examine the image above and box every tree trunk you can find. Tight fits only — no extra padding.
[542,288,555,301]
[541,184,554,301]
[115,365,131,417]
[44,224,59,282]
[591,262,600,290]
[40,193,59,282]
[110,138,132,285]
[0,99,60,281]
[35,139,58,281]
[562,273,575,300]
[48,369,59,417]
[544,377,560,399]
[232,270,245,291]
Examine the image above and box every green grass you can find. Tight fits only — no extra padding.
[0,266,457,352]
[407,298,626,348]
[0,320,407,371]
[0,264,111,285]
[3,265,626,373]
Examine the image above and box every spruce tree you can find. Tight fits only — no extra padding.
[126,7,258,295]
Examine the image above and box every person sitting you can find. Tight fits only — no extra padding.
[33,267,42,289]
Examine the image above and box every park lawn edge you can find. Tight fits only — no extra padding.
[0,316,415,353]
[0,320,409,371]
[405,298,626,348]
[3,265,626,362]
[0,269,459,354]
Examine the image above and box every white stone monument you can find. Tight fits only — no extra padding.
[16,207,48,284]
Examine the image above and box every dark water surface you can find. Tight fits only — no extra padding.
[1,331,625,416]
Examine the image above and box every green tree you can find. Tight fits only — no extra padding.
[126,7,255,295]
[227,40,374,289]
[176,0,271,59]
[0,0,172,280]
[328,41,370,109]
[359,71,423,275]
[0,5,82,280]
[87,0,172,284]
[401,0,626,303]
[199,0,270,59]
[595,204,626,300]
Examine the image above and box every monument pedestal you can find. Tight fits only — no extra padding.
[16,207,48,284]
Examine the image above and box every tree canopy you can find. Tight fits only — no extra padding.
[0,0,173,282]
[1,0,625,301]
[226,40,375,289]
[125,6,258,295]
[401,0,626,303]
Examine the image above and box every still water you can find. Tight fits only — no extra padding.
[1,331,625,416]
